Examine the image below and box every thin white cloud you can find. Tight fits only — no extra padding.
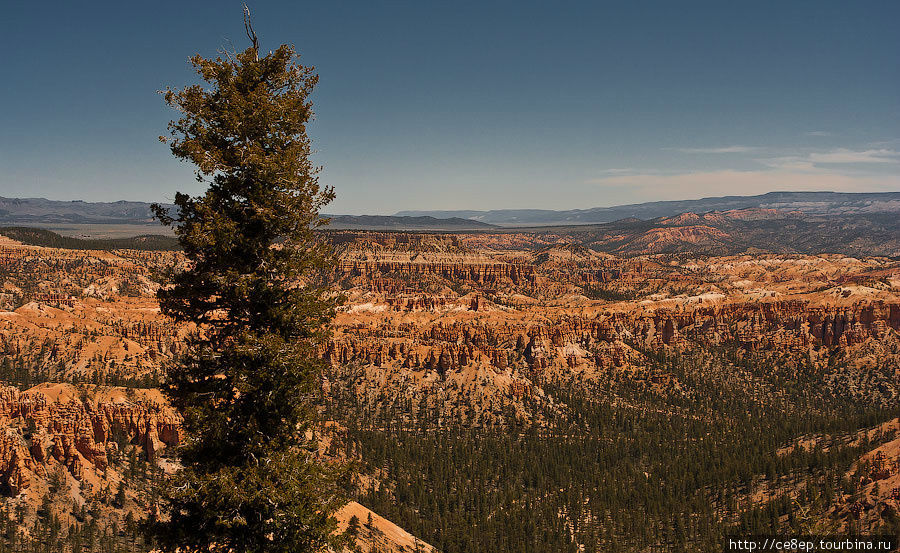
[804,131,833,137]
[586,169,900,203]
[755,156,818,171]
[670,144,899,165]
[596,168,639,174]
[867,139,900,148]
[807,148,900,164]
[668,145,758,154]
[594,168,665,176]
[753,149,900,170]
[591,145,900,203]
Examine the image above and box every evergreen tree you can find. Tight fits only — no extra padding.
[150,9,345,552]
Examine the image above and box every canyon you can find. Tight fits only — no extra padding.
[0,220,899,550]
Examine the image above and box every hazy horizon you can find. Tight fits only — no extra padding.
[5,189,900,219]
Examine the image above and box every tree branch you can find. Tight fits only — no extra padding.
[242,3,259,60]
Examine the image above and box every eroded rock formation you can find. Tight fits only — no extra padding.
[0,384,179,496]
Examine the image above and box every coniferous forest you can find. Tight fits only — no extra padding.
[326,346,900,553]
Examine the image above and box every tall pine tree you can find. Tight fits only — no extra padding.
[151,10,345,552]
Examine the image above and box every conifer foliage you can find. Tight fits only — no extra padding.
[150,15,344,553]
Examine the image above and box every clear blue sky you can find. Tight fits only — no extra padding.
[1,1,898,214]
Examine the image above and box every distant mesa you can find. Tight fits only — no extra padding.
[325,214,495,230]
[395,191,900,226]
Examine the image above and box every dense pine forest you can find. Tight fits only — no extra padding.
[328,346,900,552]
[0,228,179,252]
[4,351,890,552]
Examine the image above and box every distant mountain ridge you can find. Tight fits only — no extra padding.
[4,205,900,257]
[395,191,900,226]
[326,214,495,230]
[3,191,900,229]
[0,197,166,224]
[0,197,493,230]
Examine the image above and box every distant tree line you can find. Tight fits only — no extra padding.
[0,228,180,251]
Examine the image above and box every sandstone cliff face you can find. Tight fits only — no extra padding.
[0,384,179,497]
[328,298,900,371]
[338,251,535,286]
[4,234,900,426]
[327,282,897,424]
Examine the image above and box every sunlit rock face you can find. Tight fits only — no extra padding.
[0,383,178,499]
